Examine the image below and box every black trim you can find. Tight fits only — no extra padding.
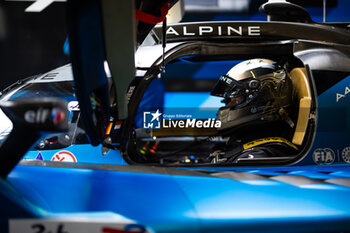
[19,160,212,177]
[260,1,312,23]
[18,160,350,188]
[165,79,217,92]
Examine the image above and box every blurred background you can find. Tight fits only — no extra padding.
[0,0,350,91]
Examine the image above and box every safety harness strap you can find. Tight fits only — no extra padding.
[243,137,298,150]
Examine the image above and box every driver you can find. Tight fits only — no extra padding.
[210,58,299,163]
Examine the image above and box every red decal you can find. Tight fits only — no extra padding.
[102,227,141,233]
[51,151,77,163]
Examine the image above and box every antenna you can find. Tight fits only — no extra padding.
[323,0,327,23]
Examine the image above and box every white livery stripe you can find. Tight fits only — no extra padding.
[25,0,56,12]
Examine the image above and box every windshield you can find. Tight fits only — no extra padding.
[6,81,74,102]
[126,51,310,166]
[0,70,89,149]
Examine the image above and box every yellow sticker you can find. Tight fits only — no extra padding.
[243,137,298,150]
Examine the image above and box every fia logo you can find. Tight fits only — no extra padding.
[143,109,162,129]
[313,148,335,165]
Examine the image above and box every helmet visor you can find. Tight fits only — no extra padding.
[211,74,251,98]
[211,75,235,97]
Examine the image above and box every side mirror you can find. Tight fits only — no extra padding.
[0,98,69,178]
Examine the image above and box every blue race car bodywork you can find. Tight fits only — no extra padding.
[5,162,350,233]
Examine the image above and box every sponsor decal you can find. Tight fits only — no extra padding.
[9,219,152,233]
[51,108,65,125]
[312,148,335,165]
[336,85,350,102]
[68,101,80,111]
[35,152,44,160]
[24,108,65,125]
[51,150,77,163]
[143,109,221,129]
[342,147,350,163]
[166,25,261,37]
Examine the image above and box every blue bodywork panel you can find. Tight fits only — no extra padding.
[298,75,350,166]
[23,145,127,165]
[5,163,350,232]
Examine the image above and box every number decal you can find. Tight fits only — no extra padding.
[31,224,45,233]
[30,223,68,233]
[10,219,151,233]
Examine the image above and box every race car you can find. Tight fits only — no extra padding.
[1,0,350,232]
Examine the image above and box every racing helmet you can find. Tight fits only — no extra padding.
[211,58,293,131]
